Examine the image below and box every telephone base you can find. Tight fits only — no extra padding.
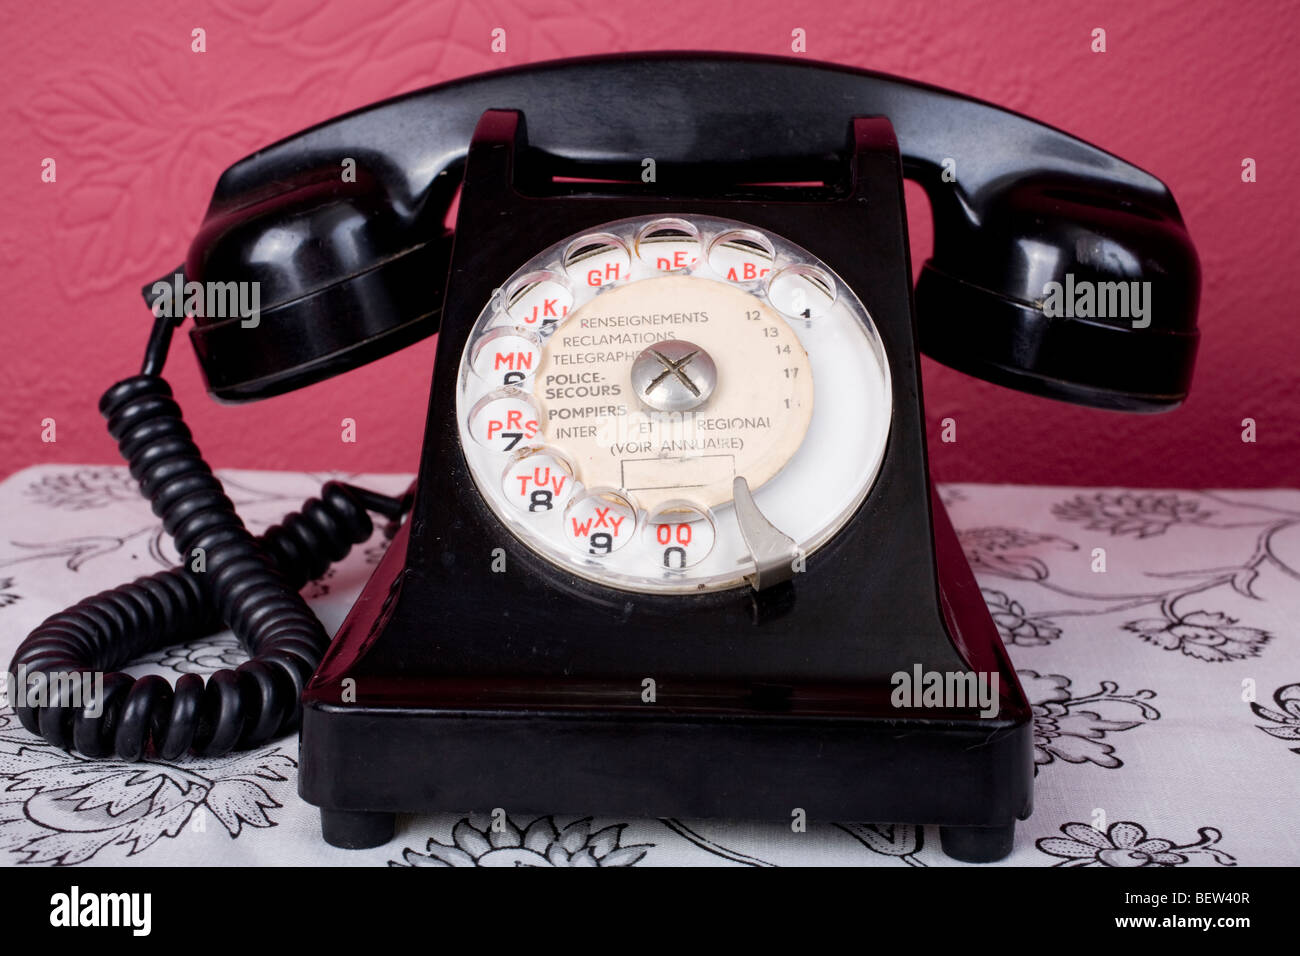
[299,490,1033,863]
[301,695,1032,861]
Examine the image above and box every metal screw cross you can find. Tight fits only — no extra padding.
[631,339,716,412]
[643,347,703,398]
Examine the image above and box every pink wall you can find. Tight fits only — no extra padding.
[2,0,1296,488]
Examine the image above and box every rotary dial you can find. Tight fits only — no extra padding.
[456,214,891,593]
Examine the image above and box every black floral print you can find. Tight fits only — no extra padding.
[984,589,1062,647]
[960,527,1077,581]
[25,467,140,511]
[303,568,334,599]
[966,486,1298,663]
[143,634,245,674]
[392,815,651,867]
[1052,492,1211,538]
[1124,611,1270,662]
[363,541,391,565]
[1252,682,1300,754]
[2,468,1295,865]
[1020,672,1158,770]
[938,487,968,509]
[0,711,295,866]
[1038,821,1235,867]
[835,823,924,866]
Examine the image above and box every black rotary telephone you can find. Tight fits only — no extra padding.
[11,54,1199,863]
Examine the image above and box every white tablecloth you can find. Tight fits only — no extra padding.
[1,465,1296,866]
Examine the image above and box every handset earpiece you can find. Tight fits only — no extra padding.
[158,157,456,401]
[915,173,1200,411]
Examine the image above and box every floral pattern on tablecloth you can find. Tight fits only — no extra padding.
[1,467,1297,866]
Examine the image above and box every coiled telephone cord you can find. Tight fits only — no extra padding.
[7,314,410,761]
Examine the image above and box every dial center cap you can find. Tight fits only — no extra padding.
[631,339,717,412]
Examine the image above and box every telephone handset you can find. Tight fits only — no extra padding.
[12,54,1198,862]
[187,53,1197,408]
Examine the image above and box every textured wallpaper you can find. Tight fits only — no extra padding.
[1,0,1295,486]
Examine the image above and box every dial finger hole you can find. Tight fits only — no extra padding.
[563,233,632,288]
[643,501,716,570]
[707,229,775,286]
[504,270,573,329]
[563,488,637,556]
[636,217,701,273]
[767,263,836,320]
[501,446,578,515]
[470,326,544,386]
[468,388,542,452]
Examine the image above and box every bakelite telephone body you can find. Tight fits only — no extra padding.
[12,55,1199,863]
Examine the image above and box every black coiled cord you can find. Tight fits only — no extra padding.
[8,315,410,761]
